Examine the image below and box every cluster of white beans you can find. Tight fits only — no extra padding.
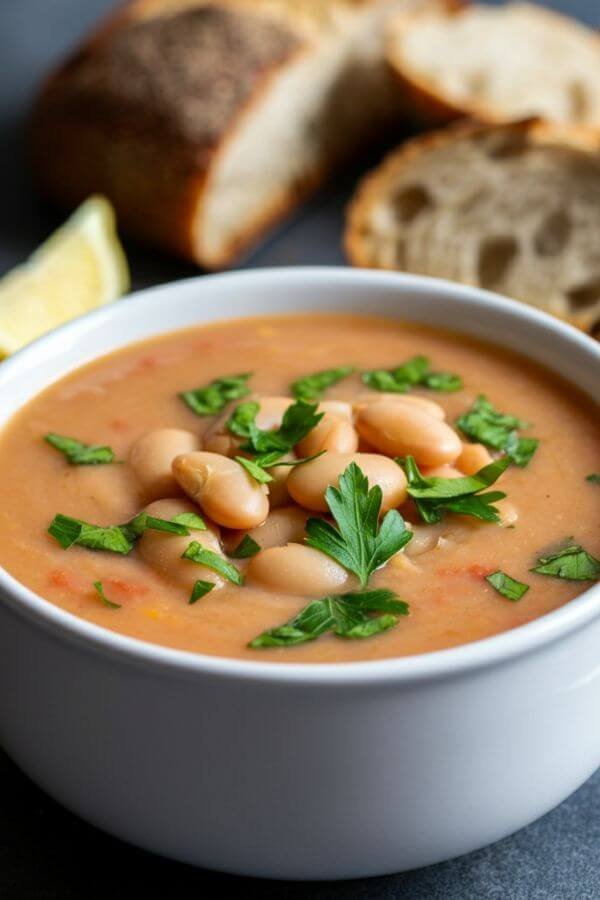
[129,394,515,597]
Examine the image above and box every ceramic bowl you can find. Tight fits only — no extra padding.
[0,268,598,879]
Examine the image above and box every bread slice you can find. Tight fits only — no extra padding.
[29,0,423,269]
[386,2,600,128]
[345,120,600,333]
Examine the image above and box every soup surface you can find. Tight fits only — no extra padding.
[0,313,597,663]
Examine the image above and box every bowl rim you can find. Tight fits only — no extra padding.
[0,266,598,687]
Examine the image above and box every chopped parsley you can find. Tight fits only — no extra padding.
[586,474,600,485]
[531,543,600,581]
[229,535,261,559]
[49,515,134,554]
[362,355,462,394]
[486,571,529,601]
[399,455,510,524]
[227,399,324,482]
[305,462,413,588]
[456,395,538,467]
[291,366,354,402]
[49,510,204,554]
[180,373,251,417]
[182,541,243,585]
[249,589,409,648]
[93,581,121,609]
[45,433,116,465]
[189,580,215,605]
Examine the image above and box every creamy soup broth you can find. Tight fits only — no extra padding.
[0,314,597,663]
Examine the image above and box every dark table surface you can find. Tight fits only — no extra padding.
[1,2,599,897]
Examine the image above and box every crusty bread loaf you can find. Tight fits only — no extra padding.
[30,0,423,269]
[345,120,600,333]
[386,2,600,128]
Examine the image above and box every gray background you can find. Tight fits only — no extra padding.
[1,2,598,897]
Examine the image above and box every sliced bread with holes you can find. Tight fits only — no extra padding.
[386,2,600,128]
[345,120,600,333]
[29,0,424,270]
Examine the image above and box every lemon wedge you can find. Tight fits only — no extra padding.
[0,196,130,358]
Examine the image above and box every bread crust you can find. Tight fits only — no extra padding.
[385,1,600,128]
[345,119,600,331]
[29,2,306,267]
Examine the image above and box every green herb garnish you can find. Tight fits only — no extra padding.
[49,514,134,554]
[230,535,261,559]
[189,580,215,605]
[291,366,354,402]
[586,474,600,485]
[180,373,252,416]
[170,512,207,531]
[49,509,205,554]
[121,512,198,541]
[93,580,121,609]
[234,455,274,484]
[531,543,600,581]
[182,541,243,585]
[399,455,510,524]
[362,355,462,394]
[305,462,412,587]
[486,571,529,601]
[249,589,409,648]
[456,395,538,467]
[226,399,324,482]
[45,433,116,465]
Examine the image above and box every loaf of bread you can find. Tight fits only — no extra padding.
[29,0,424,269]
[386,2,600,128]
[345,120,600,333]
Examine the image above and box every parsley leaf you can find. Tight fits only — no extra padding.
[49,509,205,554]
[170,512,207,531]
[531,544,600,581]
[48,514,134,554]
[229,535,261,559]
[182,541,243,585]
[362,355,462,394]
[486,571,529,601]
[249,589,409,648]
[456,395,538,467]
[189,580,215,605]
[180,373,251,416]
[93,581,121,609]
[399,455,510,524]
[586,474,600,485]
[45,433,116,465]
[234,455,274,484]
[305,462,412,587]
[291,366,354,402]
[226,399,324,482]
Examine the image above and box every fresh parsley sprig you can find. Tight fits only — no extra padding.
[586,474,600,485]
[249,589,409,648]
[45,433,116,465]
[180,373,251,417]
[456,395,538,467]
[305,462,412,587]
[362,355,462,394]
[531,543,600,581]
[486,571,529,601]
[291,366,354,402]
[399,455,510,524]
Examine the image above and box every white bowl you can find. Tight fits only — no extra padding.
[0,269,598,880]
